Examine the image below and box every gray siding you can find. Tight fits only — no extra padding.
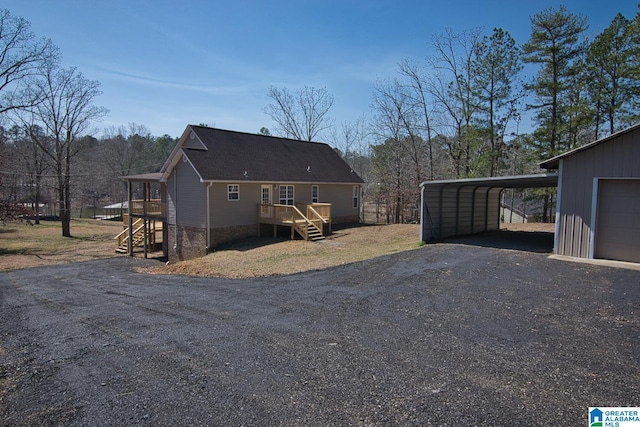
[168,159,206,228]
[556,128,640,258]
[210,182,261,228]
[316,184,361,218]
[209,182,361,228]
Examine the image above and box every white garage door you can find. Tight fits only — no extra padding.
[595,179,640,263]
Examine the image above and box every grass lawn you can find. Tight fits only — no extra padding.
[0,218,123,271]
[150,224,422,278]
[0,219,423,277]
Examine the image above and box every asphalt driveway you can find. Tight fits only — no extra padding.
[1,238,639,426]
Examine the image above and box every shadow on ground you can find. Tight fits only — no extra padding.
[444,229,554,253]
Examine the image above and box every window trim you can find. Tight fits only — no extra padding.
[352,185,359,209]
[227,184,240,201]
[311,185,319,204]
[279,185,294,205]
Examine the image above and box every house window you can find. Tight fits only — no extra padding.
[311,185,319,203]
[228,184,239,201]
[352,185,359,208]
[279,185,294,205]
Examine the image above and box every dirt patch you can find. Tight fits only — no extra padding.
[500,222,555,232]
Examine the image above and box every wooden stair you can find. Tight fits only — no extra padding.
[292,218,326,242]
[114,218,159,253]
[306,225,325,241]
[115,227,145,253]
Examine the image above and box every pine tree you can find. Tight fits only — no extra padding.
[523,5,588,159]
[587,13,637,137]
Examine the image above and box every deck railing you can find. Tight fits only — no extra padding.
[258,204,300,222]
[259,203,331,222]
[128,199,166,217]
[306,203,331,220]
[258,203,331,240]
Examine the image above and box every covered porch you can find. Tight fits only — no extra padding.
[117,173,167,258]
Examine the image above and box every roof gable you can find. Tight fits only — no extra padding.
[182,129,207,150]
[171,126,363,184]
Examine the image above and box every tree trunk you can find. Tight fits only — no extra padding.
[34,174,41,225]
[61,149,72,237]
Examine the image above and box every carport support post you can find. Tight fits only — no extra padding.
[471,187,478,234]
[484,189,491,232]
[455,187,462,235]
[438,186,445,239]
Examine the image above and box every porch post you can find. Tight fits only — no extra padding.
[127,180,133,256]
[143,182,148,259]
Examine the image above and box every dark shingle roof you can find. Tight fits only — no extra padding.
[182,126,364,183]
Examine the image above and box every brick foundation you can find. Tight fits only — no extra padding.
[167,225,207,261]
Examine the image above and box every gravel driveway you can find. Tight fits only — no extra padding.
[1,237,639,426]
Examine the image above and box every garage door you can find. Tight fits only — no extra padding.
[595,179,640,263]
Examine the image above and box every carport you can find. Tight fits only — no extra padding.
[420,173,558,242]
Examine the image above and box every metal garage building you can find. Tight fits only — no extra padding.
[421,123,640,264]
[540,124,640,263]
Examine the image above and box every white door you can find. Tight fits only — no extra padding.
[261,185,272,218]
[595,179,640,263]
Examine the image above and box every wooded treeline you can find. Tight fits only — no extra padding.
[1,5,639,235]
[361,6,640,223]
[264,6,640,223]
[1,123,176,220]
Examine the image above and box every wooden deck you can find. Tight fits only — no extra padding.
[258,203,331,241]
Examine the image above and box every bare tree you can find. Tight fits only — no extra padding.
[264,85,334,141]
[22,66,107,236]
[330,116,369,165]
[0,9,59,114]
[371,78,427,223]
[99,123,155,201]
[428,28,484,178]
[398,59,437,180]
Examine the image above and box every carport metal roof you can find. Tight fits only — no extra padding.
[420,173,558,242]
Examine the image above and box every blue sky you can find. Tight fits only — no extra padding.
[3,0,638,139]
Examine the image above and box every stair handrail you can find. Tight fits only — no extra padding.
[119,223,146,245]
[307,205,328,224]
[289,205,324,240]
[114,218,145,246]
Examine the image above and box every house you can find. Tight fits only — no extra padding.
[420,123,640,264]
[121,125,364,261]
